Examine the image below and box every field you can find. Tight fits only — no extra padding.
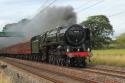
[91,49,125,67]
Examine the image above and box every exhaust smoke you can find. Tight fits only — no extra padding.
[0,6,77,48]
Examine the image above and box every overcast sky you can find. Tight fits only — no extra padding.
[0,0,125,37]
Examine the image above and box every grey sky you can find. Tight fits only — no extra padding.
[0,0,125,37]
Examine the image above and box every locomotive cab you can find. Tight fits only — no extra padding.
[31,35,40,54]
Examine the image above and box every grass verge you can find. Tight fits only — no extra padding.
[91,49,125,67]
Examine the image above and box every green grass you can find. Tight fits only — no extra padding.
[93,49,125,55]
[91,49,125,67]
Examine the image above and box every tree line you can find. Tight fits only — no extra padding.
[80,15,125,49]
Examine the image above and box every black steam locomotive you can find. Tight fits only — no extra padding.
[31,24,91,67]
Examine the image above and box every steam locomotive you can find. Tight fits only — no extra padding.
[0,24,91,67]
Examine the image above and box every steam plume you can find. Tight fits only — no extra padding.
[0,6,77,48]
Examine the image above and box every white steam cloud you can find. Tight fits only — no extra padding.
[0,6,77,48]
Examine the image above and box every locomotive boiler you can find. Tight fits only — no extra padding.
[31,24,91,67]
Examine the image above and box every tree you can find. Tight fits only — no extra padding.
[81,15,113,49]
[116,32,125,48]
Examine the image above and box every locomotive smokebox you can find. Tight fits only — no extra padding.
[65,24,86,46]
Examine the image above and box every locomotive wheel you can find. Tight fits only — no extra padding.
[83,57,87,67]
[51,56,54,64]
[60,58,65,66]
[78,57,86,67]
[57,57,62,66]
[41,52,47,62]
[37,56,40,62]
[65,57,71,67]
[72,57,86,67]
[50,56,55,65]
[33,55,36,61]
[48,54,54,64]
[57,59,60,65]
[48,49,55,64]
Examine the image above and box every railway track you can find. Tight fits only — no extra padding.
[2,57,125,83]
[2,58,97,83]
[80,67,125,79]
